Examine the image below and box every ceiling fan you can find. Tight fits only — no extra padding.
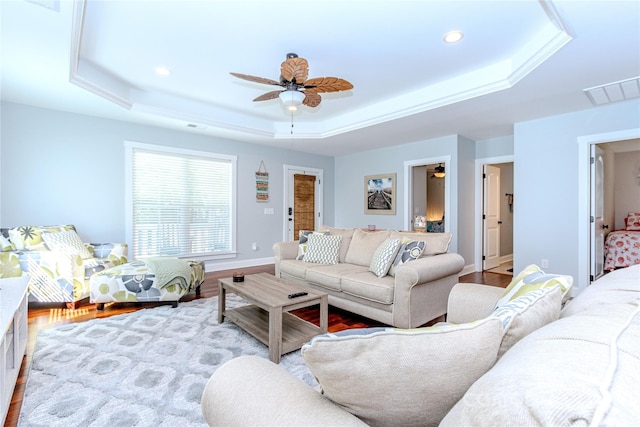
[230,53,353,110]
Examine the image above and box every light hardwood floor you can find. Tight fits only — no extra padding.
[4,265,510,427]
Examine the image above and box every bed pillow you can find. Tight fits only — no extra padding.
[302,318,503,427]
[297,230,329,260]
[625,212,640,230]
[368,238,401,277]
[388,239,426,277]
[303,234,342,264]
[494,264,572,309]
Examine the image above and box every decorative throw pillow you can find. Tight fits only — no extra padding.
[41,229,93,260]
[490,285,563,358]
[0,234,13,251]
[494,264,573,309]
[626,212,640,230]
[368,238,401,277]
[301,317,504,427]
[297,230,329,260]
[388,239,426,276]
[303,234,342,264]
[8,225,75,250]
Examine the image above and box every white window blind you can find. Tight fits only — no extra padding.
[128,143,236,259]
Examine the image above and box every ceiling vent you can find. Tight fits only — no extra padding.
[584,76,640,106]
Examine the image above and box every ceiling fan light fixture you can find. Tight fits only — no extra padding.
[434,163,446,178]
[279,89,305,111]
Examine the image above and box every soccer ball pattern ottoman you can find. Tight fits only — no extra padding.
[89,257,205,310]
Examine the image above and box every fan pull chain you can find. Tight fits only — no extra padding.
[291,111,294,134]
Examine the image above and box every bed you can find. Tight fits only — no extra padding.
[604,212,640,271]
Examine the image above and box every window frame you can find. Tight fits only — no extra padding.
[124,140,237,261]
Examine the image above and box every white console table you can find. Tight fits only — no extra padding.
[0,276,29,426]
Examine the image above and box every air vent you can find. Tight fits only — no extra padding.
[584,76,640,106]
[186,123,207,129]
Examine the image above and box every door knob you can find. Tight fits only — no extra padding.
[498,221,503,224]
[602,224,609,230]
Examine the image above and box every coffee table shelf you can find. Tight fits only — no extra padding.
[218,273,328,363]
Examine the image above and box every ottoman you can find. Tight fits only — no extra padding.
[89,257,205,310]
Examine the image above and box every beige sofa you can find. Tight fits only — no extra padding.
[201,265,640,426]
[273,226,465,328]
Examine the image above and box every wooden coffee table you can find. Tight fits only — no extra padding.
[218,272,328,363]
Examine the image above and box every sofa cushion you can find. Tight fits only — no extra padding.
[495,264,573,308]
[306,264,369,292]
[344,229,391,267]
[489,285,563,358]
[279,259,324,280]
[341,272,396,304]
[319,226,356,263]
[42,229,93,260]
[389,231,452,256]
[301,317,504,427]
[388,239,425,277]
[441,302,640,426]
[303,234,342,264]
[368,238,401,277]
[297,230,329,260]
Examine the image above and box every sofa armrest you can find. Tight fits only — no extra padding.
[394,253,465,287]
[86,243,128,265]
[201,355,366,426]
[273,241,299,277]
[446,283,505,324]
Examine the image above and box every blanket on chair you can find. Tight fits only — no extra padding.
[141,257,193,291]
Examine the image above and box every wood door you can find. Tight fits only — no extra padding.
[483,164,501,270]
[293,174,316,239]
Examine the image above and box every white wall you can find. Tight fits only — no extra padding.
[614,150,640,229]
[514,99,640,291]
[0,102,335,268]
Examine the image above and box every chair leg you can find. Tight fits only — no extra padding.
[195,284,201,296]
[66,301,76,310]
[96,303,105,311]
[171,301,178,308]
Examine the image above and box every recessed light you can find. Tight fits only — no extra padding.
[444,31,464,43]
[155,66,172,76]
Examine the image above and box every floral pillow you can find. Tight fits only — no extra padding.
[625,212,640,231]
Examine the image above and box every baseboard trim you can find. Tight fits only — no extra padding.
[460,264,477,276]
[204,257,274,273]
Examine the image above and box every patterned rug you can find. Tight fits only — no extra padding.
[19,295,316,426]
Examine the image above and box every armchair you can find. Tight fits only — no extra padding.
[0,225,127,308]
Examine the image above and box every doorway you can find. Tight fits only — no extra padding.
[283,165,324,241]
[474,156,514,273]
[404,156,451,233]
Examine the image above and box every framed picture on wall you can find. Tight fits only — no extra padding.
[364,173,396,215]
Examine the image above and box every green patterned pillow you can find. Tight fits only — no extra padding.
[0,234,13,251]
[495,264,573,309]
[41,229,93,260]
[369,238,401,277]
[8,225,75,250]
[490,285,563,358]
[302,317,503,427]
[297,230,329,260]
[303,234,342,264]
[388,239,426,277]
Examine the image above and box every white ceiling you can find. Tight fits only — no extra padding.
[1,0,639,156]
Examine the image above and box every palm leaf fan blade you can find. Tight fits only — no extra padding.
[281,58,309,83]
[253,90,283,102]
[302,92,322,107]
[229,72,282,86]
[304,77,353,93]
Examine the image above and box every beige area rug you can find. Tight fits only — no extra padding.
[19,294,315,426]
[486,261,513,276]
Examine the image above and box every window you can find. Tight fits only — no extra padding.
[125,141,236,260]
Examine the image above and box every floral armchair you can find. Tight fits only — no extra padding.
[0,225,127,308]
